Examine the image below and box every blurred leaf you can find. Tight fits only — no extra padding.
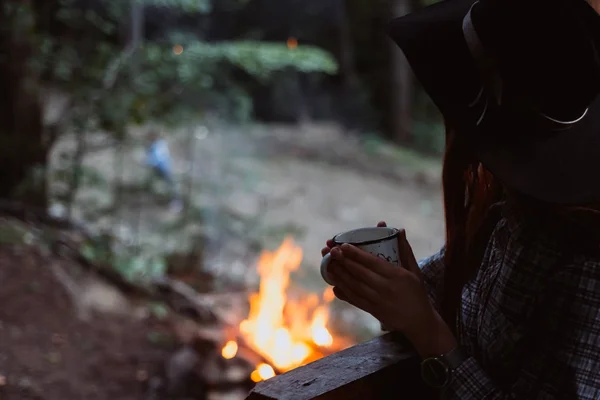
[146,257,168,277]
[0,225,28,245]
[149,302,170,320]
[29,0,339,140]
[80,242,97,262]
[178,41,338,79]
[146,330,174,346]
[138,0,212,13]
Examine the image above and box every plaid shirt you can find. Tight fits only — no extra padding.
[419,202,600,399]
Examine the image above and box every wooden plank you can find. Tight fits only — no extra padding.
[245,333,438,400]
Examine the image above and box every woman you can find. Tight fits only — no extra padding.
[321,0,600,398]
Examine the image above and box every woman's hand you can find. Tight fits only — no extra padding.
[326,228,457,356]
[320,222,387,298]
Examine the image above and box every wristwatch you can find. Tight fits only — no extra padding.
[420,347,468,388]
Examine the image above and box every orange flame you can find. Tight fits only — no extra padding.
[251,363,275,382]
[221,340,238,359]
[222,237,340,381]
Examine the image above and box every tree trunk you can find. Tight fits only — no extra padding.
[0,1,48,208]
[389,0,413,144]
[337,0,359,89]
[130,0,145,48]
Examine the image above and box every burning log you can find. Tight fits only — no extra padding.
[173,316,285,378]
[153,276,246,325]
[163,345,209,398]
[228,337,284,377]
[189,238,354,385]
[156,327,256,399]
[152,276,294,380]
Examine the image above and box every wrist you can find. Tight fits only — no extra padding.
[405,311,457,358]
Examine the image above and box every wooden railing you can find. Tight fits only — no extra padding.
[245,333,438,400]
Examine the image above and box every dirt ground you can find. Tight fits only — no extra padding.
[0,245,176,400]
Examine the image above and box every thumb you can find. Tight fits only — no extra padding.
[397,229,421,275]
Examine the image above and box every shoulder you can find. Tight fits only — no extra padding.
[475,206,600,335]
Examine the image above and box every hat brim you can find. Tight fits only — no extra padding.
[387,0,482,130]
[388,0,600,205]
[475,96,600,205]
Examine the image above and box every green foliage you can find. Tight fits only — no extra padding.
[115,255,167,281]
[81,240,168,283]
[148,302,170,320]
[53,164,109,190]
[10,0,340,287]
[412,120,445,155]
[178,41,338,80]
[32,1,339,132]
[0,223,31,245]
[361,132,442,171]
[138,0,212,13]
[4,3,35,36]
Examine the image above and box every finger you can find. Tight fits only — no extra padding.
[377,221,387,227]
[321,247,331,257]
[333,286,349,302]
[325,259,344,284]
[338,244,395,278]
[331,258,383,304]
[332,280,376,314]
[326,239,335,248]
[398,230,421,275]
[337,255,388,292]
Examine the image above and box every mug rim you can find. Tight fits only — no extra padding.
[332,227,400,246]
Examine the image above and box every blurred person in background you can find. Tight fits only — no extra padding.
[146,130,183,213]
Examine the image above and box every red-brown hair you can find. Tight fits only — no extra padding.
[439,127,503,333]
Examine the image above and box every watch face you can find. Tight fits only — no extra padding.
[421,357,450,388]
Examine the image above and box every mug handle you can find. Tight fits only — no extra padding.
[320,253,335,285]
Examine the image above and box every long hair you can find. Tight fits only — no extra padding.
[439,126,503,333]
[440,124,600,334]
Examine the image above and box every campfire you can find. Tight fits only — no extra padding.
[157,237,352,398]
[221,237,346,382]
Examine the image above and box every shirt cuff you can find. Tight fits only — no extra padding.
[448,357,496,399]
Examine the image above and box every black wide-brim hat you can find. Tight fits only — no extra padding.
[388,0,600,205]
